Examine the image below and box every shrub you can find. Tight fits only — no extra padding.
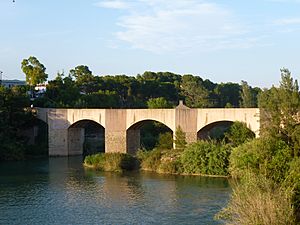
[156,132,173,150]
[229,136,293,182]
[180,140,231,176]
[284,157,300,220]
[224,121,255,146]
[137,148,162,171]
[84,153,137,172]
[215,173,296,225]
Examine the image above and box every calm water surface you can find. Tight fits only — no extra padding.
[0,157,231,225]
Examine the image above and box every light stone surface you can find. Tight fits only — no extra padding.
[36,107,260,156]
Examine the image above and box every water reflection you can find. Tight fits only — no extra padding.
[0,157,231,225]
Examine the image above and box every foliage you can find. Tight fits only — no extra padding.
[213,82,241,107]
[180,75,211,108]
[216,172,296,225]
[147,97,172,109]
[283,157,300,219]
[69,65,95,94]
[180,141,231,176]
[156,132,173,149]
[223,70,300,223]
[21,56,48,86]
[0,86,35,160]
[26,60,262,109]
[239,80,257,108]
[258,68,300,148]
[158,157,182,174]
[136,149,163,171]
[174,126,187,151]
[229,136,293,183]
[224,121,255,146]
[84,153,137,172]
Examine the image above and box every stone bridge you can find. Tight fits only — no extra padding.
[36,103,260,156]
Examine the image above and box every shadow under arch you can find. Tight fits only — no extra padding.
[21,117,49,156]
[197,120,234,140]
[127,119,173,154]
[68,119,105,156]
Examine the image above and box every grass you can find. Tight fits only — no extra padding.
[215,172,296,225]
[84,153,138,172]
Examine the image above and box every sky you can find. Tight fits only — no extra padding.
[1,0,300,88]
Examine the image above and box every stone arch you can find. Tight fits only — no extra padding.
[197,120,255,140]
[197,120,233,140]
[68,119,105,156]
[126,109,175,132]
[126,119,173,154]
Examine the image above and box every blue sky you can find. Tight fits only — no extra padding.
[1,0,300,87]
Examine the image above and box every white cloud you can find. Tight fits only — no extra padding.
[96,0,259,53]
[94,0,129,9]
[274,17,300,25]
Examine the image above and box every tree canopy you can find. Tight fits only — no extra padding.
[21,56,48,86]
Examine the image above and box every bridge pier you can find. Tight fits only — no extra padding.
[49,129,69,156]
[126,129,140,154]
[105,131,127,153]
[68,128,84,155]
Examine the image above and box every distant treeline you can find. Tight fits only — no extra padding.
[34,66,260,109]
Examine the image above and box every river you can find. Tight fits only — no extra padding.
[0,157,231,225]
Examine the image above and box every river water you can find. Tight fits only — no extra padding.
[0,157,231,225]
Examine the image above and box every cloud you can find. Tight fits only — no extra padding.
[274,17,300,25]
[96,0,260,53]
[94,0,129,9]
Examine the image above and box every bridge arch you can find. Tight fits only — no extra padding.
[126,119,173,154]
[197,120,256,140]
[68,119,105,156]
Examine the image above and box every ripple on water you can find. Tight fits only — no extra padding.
[0,157,231,225]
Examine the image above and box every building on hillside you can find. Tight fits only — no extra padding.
[34,84,47,97]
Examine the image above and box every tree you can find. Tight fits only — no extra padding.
[69,65,95,94]
[225,121,255,146]
[174,126,187,150]
[21,56,48,86]
[258,68,300,148]
[240,80,256,108]
[147,97,172,109]
[181,75,211,108]
[214,82,241,107]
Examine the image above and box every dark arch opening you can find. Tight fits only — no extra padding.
[68,120,105,156]
[197,121,234,141]
[21,118,49,156]
[127,120,173,154]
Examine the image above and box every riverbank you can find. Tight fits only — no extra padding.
[83,140,232,178]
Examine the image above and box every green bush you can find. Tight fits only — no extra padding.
[229,136,293,182]
[224,121,255,146]
[180,140,231,176]
[156,132,173,150]
[137,148,162,171]
[284,157,300,220]
[84,153,137,172]
[158,158,182,174]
